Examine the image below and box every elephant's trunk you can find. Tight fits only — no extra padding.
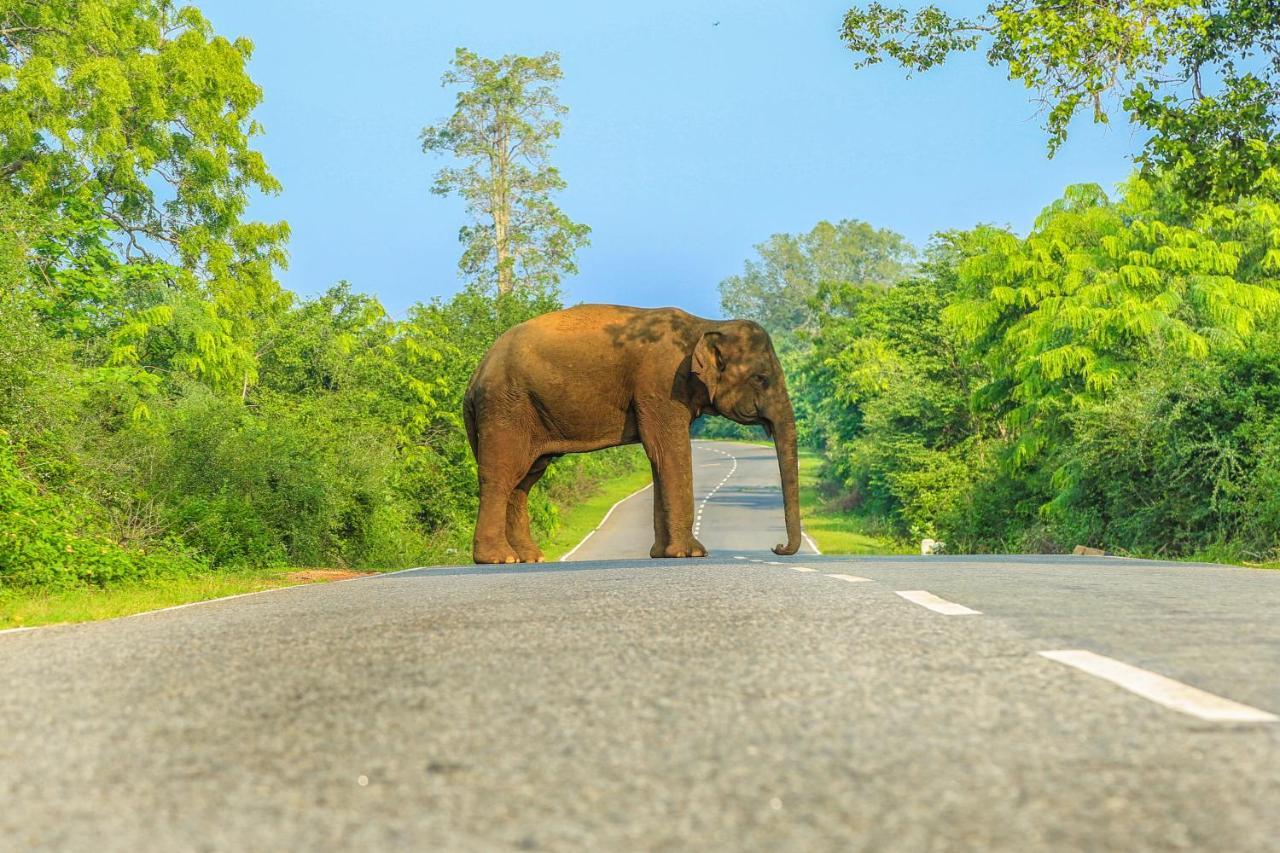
[769,401,803,556]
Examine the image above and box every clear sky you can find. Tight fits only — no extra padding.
[199,0,1143,319]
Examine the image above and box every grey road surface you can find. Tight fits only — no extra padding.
[565,440,819,560]
[2,440,1278,851]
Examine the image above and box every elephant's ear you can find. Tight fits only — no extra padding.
[692,331,723,403]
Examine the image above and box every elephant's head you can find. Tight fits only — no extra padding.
[692,321,802,556]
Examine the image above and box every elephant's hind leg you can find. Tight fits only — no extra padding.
[506,456,551,563]
[472,429,530,565]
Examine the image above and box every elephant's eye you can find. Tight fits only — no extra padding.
[753,373,768,388]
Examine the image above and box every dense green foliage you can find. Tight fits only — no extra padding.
[2,203,634,590]
[712,219,916,444]
[0,7,629,592]
[731,179,1280,560]
[841,1,1280,202]
[715,0,1280,561]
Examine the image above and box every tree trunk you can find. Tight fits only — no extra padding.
[493,125,513,295]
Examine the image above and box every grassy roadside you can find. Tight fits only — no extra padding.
[797,450,906,556]
[542,466,654,560]
[0,568,324,630]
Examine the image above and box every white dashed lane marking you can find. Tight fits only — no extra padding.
[1040,650,1278,723]
[693,446,738,538]
[733,557,870,583]
[694,443,819,553]
[895,590,982,616]
[738,554,1273,727]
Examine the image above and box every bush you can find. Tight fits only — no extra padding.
[1057,344,1280,559]
[0,431,201,589]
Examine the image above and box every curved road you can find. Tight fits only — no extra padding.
[2,440,1278,851]
[565,440,819,560]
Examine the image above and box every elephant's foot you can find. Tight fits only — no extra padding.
[651,538,708,558]
[473,539,520,564]
[513,543,545,563]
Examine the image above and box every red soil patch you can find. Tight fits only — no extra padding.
[285,569,378,584]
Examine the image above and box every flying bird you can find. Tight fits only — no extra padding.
[713,20,720,26]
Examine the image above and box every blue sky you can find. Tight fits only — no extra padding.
[200,0,1143,318]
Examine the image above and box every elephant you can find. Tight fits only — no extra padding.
[462,304,802,564]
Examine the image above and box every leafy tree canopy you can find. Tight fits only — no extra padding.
[422,48,589,296]
[719,219,915,335]
[1,0,288,399]
[841,1,1280,204]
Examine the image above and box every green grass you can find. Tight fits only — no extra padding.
[798,450,906,556]
[542,465,654,560]
[0,568,310,630]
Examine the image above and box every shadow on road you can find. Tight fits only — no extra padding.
[370,553,1229,580]
[373,560,702,579]
[368,550,1208,578]
[700,491,785,511]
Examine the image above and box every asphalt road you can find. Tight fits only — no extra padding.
[2,440,1278,851]
[564,441,820,560]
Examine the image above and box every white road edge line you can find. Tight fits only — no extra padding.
[802,531,822,555]
[827,573,872,583]
[560,482,655,561]
[788,566,816,573]
[895,590,982,616]
[1040,650,1278,723]
[114,586,307,621]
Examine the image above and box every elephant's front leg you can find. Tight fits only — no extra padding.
[639,413,706,558]
[648,457,671,558]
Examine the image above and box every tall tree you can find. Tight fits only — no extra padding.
[840,1,1280,205]
[719,219,914,335]
[422,48,589,296]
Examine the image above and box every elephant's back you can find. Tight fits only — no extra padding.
[507,304,703,348]
[484,305,638,376]
[475,303,697,392]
